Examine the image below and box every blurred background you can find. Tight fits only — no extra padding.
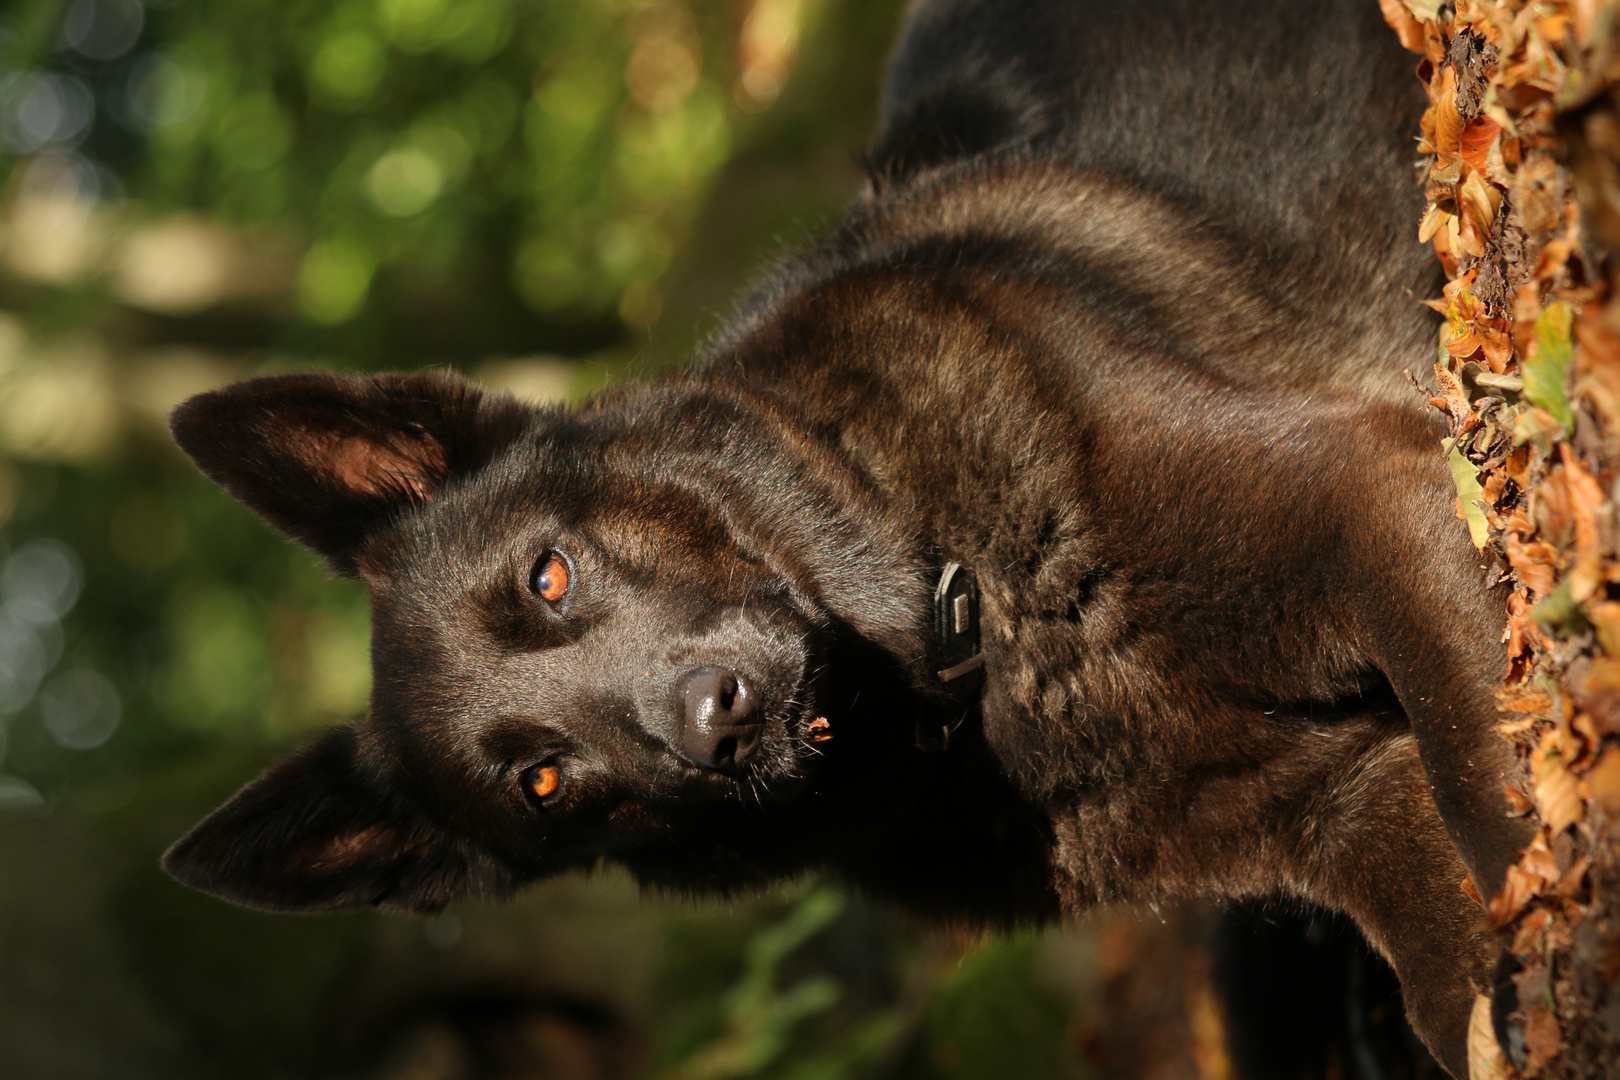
[0,1,1374,1078]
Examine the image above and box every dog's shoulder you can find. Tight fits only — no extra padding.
[867,0,1440,406]
[876,0,1423,226]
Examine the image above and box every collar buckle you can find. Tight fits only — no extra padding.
[915,562,984,752]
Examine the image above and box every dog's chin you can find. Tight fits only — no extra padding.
[758,711,826,793]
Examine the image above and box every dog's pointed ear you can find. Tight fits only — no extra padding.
[162,725,513,913]
[169,370,531,575]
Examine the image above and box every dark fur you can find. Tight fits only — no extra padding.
[162,1,1532,1074]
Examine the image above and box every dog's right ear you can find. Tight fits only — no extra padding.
[162,724,515,913]
[169,371,531,575]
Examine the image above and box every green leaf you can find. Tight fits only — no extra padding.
[918,934,1080,1080]
[1532,578,1591,636]
[1524,302,1575,432]
[660,889,851,1080]
[1445,440,1488,550]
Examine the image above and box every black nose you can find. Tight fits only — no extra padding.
[679,666,762,771]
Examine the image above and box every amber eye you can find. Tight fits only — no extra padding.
[525,764,561,801]
[531,551,570,604]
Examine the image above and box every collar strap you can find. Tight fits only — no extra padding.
[916,562,984,752]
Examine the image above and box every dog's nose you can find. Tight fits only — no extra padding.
[679,666,762,770]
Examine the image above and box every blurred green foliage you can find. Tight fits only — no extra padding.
[136,0,736,329]
[0,0,1105,1077]
[0,0,853,361]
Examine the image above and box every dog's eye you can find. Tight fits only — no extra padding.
[524,763,561,801]
[531,551,570,604]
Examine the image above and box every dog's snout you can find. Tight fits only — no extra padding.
[679,666,762,771]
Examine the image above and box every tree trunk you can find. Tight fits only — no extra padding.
[1377,2,1620,1076]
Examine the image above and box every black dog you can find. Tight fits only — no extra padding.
[163,1,1531,1073]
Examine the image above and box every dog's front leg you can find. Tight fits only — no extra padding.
[1350,434,1536,900]
[1301,732,1496,1078]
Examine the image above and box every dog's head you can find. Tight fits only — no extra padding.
[160,370,936,913]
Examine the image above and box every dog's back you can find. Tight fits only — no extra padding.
[871,0,1438,403]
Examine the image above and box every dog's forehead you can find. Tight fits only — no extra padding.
[376,433,734,573]
[354,453,789,670]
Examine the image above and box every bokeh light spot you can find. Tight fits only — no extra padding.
[0,612,49,715]
[41,668,121,750]
[126,51,208,131]
[435,0,512,63]
[533,63,614,127]
[626,34,699,113]
[366,145,444,216]
[0,774,44,814]
[376,0,450,53]
[2,73,96,153]
[299,239,376,324]
[2,539,83,626]
[0,333,121,460]
[212,93,292,173]
[736,0,804,111]
[165,586,271,727]
[310,30,386,110]
[63,0,146,62]
[475,357,575,405]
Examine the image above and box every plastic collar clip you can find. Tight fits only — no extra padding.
[916,562,984,752]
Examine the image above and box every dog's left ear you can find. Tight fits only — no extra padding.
[162,724,513,913]
[169,370,531,575]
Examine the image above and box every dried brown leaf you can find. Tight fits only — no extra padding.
[1522,832,1561,887]
[1556,444,1605,602]
[1543,899,1580,953]
[1500,715,1541,736]
[1513,906,1553,955]
[1503,443,1533,489]
[1572,654,1620,696]
[1490,834,1564,931]
[1420,203,1453,243]
[1483,470,1510,508]
[1584,746,1620,812]
[1505,784,1537,816]
[1505,594,1547,672]
[1488,861,1543,929]
[1555,855,1589,898]
[1461,117,1505,173]
[1523,1005,1562,1076]
[1435,67,1466,161]
[1468,992,1515,1080]
[1378,0,1427,54]
[1570,711,1601,756]
[1461,168,1503,229]
[1534,467,1575,546]
[1501,678,1553,716]
[1481,323,1516,369]
[1515,962,1551,1012]
[1434,359,1480,433]
[1505,532,1558,597]
[1571,654,1620,732]
[1533,749,1584,833]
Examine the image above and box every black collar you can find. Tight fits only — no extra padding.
[916,562,984,751]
